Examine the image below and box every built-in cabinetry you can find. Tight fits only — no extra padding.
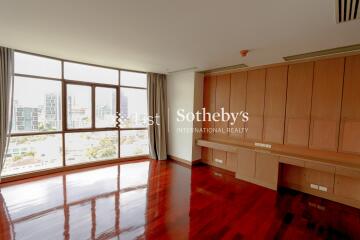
[200,53,360,208]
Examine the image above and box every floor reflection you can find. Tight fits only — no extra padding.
[1,160,360,239]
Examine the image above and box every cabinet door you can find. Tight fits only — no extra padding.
[284,62,313,147]
[203,75,216,139]
[339,55,360,154]
[236,148,256,178]
[229,72,247,139]
[214,74,231,139]
[255,152,279,186]
[309,58,344,151]
[201,147,213,164]
[245,69,266,141]
[226,152,238,172]
[263,66,288,144]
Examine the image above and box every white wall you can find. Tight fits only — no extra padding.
[167,71,204,162]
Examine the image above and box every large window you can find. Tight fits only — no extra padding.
[119,71,149,157]
[2,52,149,176]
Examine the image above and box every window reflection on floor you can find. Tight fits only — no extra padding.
[0,161,150,240]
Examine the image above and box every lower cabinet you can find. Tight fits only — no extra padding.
[334,174,360,202]
[236,148,256,178]
[201,147,213,164]
[236,149,279,190]
[255,152,279,188]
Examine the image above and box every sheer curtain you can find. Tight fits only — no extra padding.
[147,73,167,160]
[0,47,14,180]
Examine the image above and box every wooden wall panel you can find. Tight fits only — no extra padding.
[339,55,360,154]
[203,75,216,139]
[229,72,247,139]
[309,58,344,151]
[263,66,288,144]
[284,62,314,147]
[214,74,231,139]
[245,69,266,141]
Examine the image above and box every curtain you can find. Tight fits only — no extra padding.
[0,47,14,180]
[147,73,167,160]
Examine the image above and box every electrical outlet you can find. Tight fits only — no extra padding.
[319,186,328,192]
[214,158,223,164]
[254,142,272,149]
[310,184,319,190]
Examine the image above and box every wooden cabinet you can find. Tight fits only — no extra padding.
[280,165,306,188]
[339,55,360,154]
[309,58,344,151]
[335,174,360,201]
[245,69,266,141]
[305,169,335,193]
[229,72,247,139]
[212,150,227,169]
[263,66,288,144]
[203,75,216,139]
[284,62,314,147]
[201,147,213,164]
[214,74,231,139]
[236,148,256,178]
[255,152,279,189]
[226,152,238,172]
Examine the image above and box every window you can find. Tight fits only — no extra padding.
[119,71,149,157]
[65,131,118,165]
[120,71,147,88]
[66,84,92,129]
[12,76,62,133]
[96,87,117,128]
[120,88,147,128]
[2,134,63,176]
[2,52,149,177]
[14,52,61,78]
[64,62,118,85]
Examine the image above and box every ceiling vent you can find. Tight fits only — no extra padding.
[336,0,360,23]
[202,64,248,74]
[283,44,360,61]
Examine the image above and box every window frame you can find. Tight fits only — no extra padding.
[5,50,149,177]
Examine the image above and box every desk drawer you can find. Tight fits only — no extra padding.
[305,161,335,173]
[336,166,360,179]
[279,156,305,167]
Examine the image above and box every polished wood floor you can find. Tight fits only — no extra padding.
[1,159,360,240]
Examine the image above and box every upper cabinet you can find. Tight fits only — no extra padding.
[309,58,344,151]
[229,72,247,139]
[214,74,231,139]
[339,55,360,154]
[263,66,288,144]
[203,75,216,139]
[284,62,314,147]
[245,69,266,141]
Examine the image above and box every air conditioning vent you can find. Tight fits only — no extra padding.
[336,0,360,23]
[202,64,248,74]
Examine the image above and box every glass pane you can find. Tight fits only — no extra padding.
[67,85,92,129]
[120,88,147,128]
[64,62,118,85]
[120,130,148,157]
[12,77,62,133]
[2,134,63,176]
[65,131,118,165]
[14,52,61,78]
[120,71,147,88]
[96,87,117,128]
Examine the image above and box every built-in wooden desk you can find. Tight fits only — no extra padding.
[197,139,360,208]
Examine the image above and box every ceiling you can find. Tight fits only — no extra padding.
[0,0,359,73]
